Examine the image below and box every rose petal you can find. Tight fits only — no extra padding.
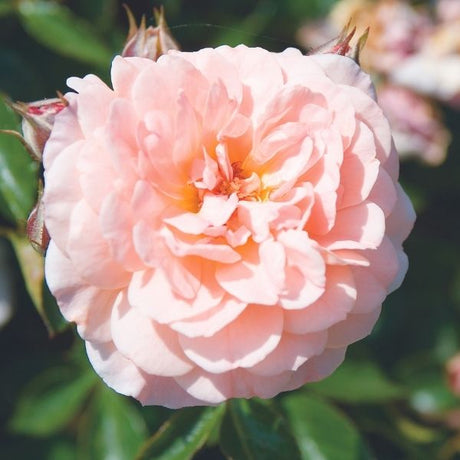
[216,242,283,305]
[249,330,328,376]
[317,201,385,250]
[45,241,116,343]
[66,200,130,288]
[85,340,146,398]
[283,347,347,391]
[178,305,283,373]
[44,141,84,253]
[129,267,224,323]
[284,265,356,333]
[170,296,247,338]
[327,307,382,348]
[111,292,193,376]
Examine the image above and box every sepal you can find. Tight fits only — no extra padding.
[121,6,179,60]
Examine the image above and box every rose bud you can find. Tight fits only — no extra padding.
[27,182,50,254]
[121,6,179,60]
[8,97,67,162]
[308,22,369,64]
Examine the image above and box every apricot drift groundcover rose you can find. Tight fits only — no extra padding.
[42,45,415,408]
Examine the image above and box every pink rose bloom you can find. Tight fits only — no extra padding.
[377,85,450,165]
[43,45,414,407]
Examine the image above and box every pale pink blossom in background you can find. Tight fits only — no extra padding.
[377,85,450,165]
[391,54,460,107]
[436,0,460,23]
[391,6,460,107]
[298,0,432,74]
[298,0,457,165]
[43,46,414,407]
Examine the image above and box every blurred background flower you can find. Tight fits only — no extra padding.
[298,0,459,166]
[0,0,459,459]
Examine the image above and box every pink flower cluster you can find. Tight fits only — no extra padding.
[43,45,414,407]
[298,0,457,165]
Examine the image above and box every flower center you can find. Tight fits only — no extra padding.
[216,161,261,201]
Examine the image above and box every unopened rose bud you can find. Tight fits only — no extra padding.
[309,22,369,64]
[7,97,67,162]
[27,183,50,254]
[121,6,179,60]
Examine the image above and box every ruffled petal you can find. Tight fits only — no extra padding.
[111,292,193,376]
[66,200,130,288]
[248,330,328,376]
[45,241,116,343]
[327,307,382,348]
[317,201,385,250]
[86,341,146,398]
[129,267,224,323]
[178,305,283,373]
[43,142,84,253]
[284,265,356,334]
[170,296,247,338]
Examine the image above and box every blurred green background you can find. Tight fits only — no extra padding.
[1,0,460,459]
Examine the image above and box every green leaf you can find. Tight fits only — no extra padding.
[78,385,148,460]
[211,2,276,47]
[47,439,78,460]
[42,278,70,334]
[0,96,38,222]
[403,366,459,414]
[8,233,43,308]
[9,367,97,436]
[0,0,14,17]
[282,393,370,460]
[308,360,405,403]
[136,405,226,460]
[220,399,301,460]
[8,233,68,335]
[17,1,113,67]
[71,0,118,32]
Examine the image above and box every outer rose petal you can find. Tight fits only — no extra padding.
[43,46,414,407]
[86,340,146,398]
[327,307,382,348]
[248,330,328,376]
[111,55,152,97]
[43,94,83,169]
[138,373,209,408]
[175,367,292,404]
[283,347,347,391]
[311,54,376,98]
[178,305,283,373]
[45,241,116,343]
[111,292,193,376]
[43,142,83,254]
[66,201,130,289]
[284,265,356,334]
